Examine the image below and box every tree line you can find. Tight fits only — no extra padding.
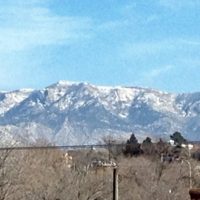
[106,131,191,161]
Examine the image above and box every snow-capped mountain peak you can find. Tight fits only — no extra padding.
[1,81,200,146]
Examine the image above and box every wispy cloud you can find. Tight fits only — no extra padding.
[145,15,159,23]
[122,40,173,58]
[146,65,173,78]
[159,0,200,10]
[97,20,129,31]
[180,39,200,46]
[139,65,174,85]
[122,38,200,58]
[0,1,93,52]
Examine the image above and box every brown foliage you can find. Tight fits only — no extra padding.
[0,142,198,200]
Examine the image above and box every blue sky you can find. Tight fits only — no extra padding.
[0,0,200,93]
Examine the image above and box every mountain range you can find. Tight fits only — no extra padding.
[0,81,200,146]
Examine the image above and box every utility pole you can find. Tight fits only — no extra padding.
[92,160,118,200]
[113,167,118,200]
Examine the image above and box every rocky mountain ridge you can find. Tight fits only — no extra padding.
[0,81,200,146]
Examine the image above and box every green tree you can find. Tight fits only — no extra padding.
[142,137,155,155]
[142,137,152,145]
[124,133,142,156]
[170,132,187,146]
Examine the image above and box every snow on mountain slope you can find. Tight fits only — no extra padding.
[0,81,200,146]
[0,89,33,117]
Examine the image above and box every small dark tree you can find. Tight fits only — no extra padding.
[142,137,152,145]
[170,131,187,146]
[124,133,142,156]
[142,137,155,155]
[129,133,138,144]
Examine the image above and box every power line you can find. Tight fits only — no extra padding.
[0,143,126,151]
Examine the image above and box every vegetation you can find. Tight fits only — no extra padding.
[170,131,187,146]
[192,149,200,161]
[124,133,143,156]
[141,137,155,155]
[0,132,198,200]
